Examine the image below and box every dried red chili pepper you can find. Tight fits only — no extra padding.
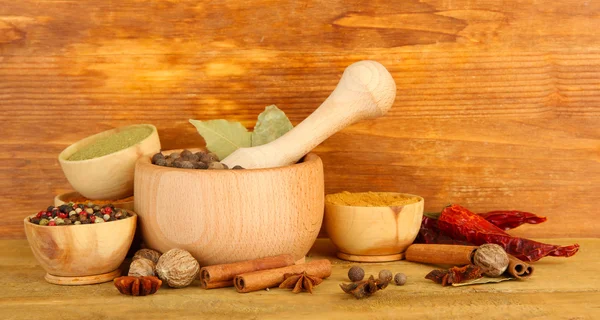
[437,205,579,262]
[415,215,472,245]
[478,210,547,231]
[425,265,483,286]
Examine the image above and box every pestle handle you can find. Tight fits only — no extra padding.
[222,60,397,169]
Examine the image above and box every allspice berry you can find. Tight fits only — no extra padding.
[133,249,162,264]
[394,273,407,286]
[155,248,200,288]
[378,269,393,283]
[473,243,509,277]
[348,266,365,282]
[128,258,156,277]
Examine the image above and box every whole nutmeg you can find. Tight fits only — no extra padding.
[394,273,407,286]
[128,258,156,277]
[155,248,200,288]
[133,249,162,264]
[348,266,364,282]
[473,244,509,277]
[378,269,393,283]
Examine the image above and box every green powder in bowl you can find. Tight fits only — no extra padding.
[68,126,153,161]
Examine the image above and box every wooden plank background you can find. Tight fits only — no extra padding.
[1,0,599,239]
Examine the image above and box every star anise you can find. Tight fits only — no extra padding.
[425,264,483,286]
[340,275,389,299]
[114,276,162,296]
[278,272,323,293]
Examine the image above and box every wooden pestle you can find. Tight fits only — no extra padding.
[221,60,397,169]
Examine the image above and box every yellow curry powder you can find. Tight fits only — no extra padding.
[325,191,420,207]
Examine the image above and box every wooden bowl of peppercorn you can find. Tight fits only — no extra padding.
[134,151,324,266]
[23,209,137,285]
[58,124,161,200]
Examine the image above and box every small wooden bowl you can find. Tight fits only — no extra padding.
[23,213,137,285]
[324,193,424,262]
[58,124,161,200]
[54,191,135,211]
[134,152,324,266]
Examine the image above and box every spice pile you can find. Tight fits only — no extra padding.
[65,195,134,206]
[28,204,132,226]
[326,191,420,207]
[151,149,244,170]
[68,126,153,161]
[340,266,407,299]
[415,204,579,262]
[115,248,200,296]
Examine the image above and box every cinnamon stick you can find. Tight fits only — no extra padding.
[405,244,478,266]
[200,254,295,289]
[234,259,332,293]
[506,255,534,279]
[202,280,233,289]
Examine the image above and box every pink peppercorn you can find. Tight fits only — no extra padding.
[58,213,67,219]
[48,221,56,226]
[90,216,96,223]
[36,211,44,218]
[46,212,52,217]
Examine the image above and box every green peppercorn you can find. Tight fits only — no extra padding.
[55,218,65,225]
[39,219,49,226]
[74,221,81,225]
[85,208,94,214]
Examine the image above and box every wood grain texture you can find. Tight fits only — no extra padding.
[1,238,597,319]
[23,214,136,278]
[134,152,324,266]
[325,194,424,260]
[1,0,599,239]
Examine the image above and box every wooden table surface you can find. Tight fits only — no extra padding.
[1,238,597,319]
[1,0,600,240]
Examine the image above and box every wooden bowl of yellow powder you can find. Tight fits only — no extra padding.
[58,124,161,200]
[324,191,424,262]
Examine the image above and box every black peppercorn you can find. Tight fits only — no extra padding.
[169,152,181,160]
[232,165,244,170]
[348,266,365,282]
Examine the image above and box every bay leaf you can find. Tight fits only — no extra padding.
[251,105,293,147]
[452,275,514,287]
[189,119,251,160]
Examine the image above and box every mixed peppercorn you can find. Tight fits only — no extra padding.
[151,149,243,170]
[28,203,132,226]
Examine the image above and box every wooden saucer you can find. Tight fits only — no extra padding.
[337,252,405,262]
[45,269,121,285]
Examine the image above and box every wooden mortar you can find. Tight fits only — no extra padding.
[134,152,324,266]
